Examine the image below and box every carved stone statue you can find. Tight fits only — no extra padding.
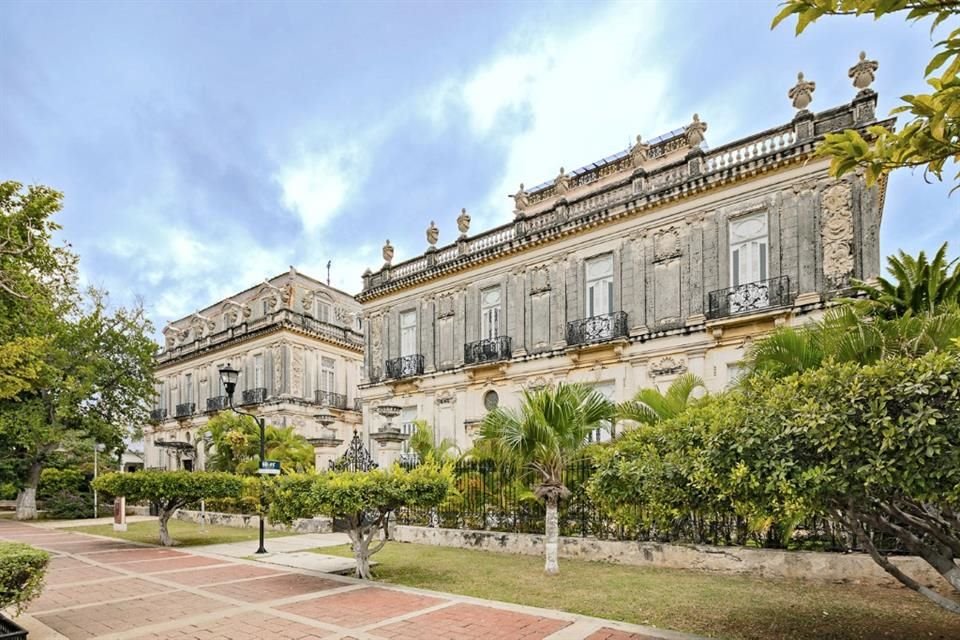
[849,51,878,93]
[457,207,470,237]
[426,221,439,248]
[788,72,816,111]
[684,114,708,148]
[511,183,529,213]
[382,239,394,266]
[281,282,295,308]
[554,167,570,195]
[630,134,650,167]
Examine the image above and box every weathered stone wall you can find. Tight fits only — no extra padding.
[393,525,945,588]
[173,508,332,534]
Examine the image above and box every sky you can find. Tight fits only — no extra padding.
[2,0,957,333]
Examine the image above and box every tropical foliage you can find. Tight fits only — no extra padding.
[478,383,613,574]
[852,242,960,318]
[0,542,49,615]
[773,1,960,188]
[269,464,452,579]
[617,373,706,426]
[93,471,244,546]
[201,412,315,475]
[408,420,459,465]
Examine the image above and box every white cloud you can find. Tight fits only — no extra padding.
[275,144,361,233]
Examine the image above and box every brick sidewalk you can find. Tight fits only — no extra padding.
[0,520,706,640]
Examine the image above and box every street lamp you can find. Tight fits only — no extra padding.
[218,363,268,555]
[93,443,106,518]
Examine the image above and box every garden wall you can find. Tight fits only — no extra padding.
[393,525,945,588]
[172,509,333,534]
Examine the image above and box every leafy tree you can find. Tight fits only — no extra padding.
[270,464,452,579]
[617,373,706,426]
[773,1,960,186]
[852,243,960,318]
[201,412,314,475]
[93,471,244,546]
[0,542,49,615]
[478,383,613,574]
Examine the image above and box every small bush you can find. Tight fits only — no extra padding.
[44,490,94,519]
[0,542,50,614]
[0,482,18,501]
[39,468,86,499]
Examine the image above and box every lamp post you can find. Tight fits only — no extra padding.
[93,443,106,518]
[218,363,268,555]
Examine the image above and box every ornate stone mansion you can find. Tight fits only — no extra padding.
[143,268,364,471]
[355,66,890,452]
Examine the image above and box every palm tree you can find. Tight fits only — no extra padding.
[617,373,706,426]
[408,420,459,465]
[478,383,613,575]
[852,242,960,318]
[202,413,314,475]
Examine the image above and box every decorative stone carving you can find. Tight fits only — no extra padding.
[457,208,471,237]
[789,72,816,111]
[821,182,855,286]
[684,114,707,148]
[291,348,304,398]
[554,167,570,195]
[302,291,315,311]
[382,240,394,266]
[630,135,650,167]
[653,227,682,262]
[530,265,551,294]
[281,282,295,308]
[272,345,282,394]
[335,305,352,324]
[511,183,529,215]
[426,221,439,248]
[524,376,550,390]
[437,293,456,318]
[436,389,456,405]
[849,51,878,94]
[650,356,687,377]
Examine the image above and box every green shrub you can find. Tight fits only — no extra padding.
[0,542,49,614]
[44,490,94,519]
[39,468,86,499]
[0,482,18,501]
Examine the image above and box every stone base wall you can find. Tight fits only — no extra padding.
[393,525,946,588]
[171,509,332,534]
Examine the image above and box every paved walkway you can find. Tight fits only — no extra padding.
[1,520,706,640]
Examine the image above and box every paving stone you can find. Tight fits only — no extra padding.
[201,573,342,602]
[28,577,172,612]
[370,602,571,640]
[127,611,332,639]
[160,564,285,586]
[278,587,447,628]
[584,630,661,640]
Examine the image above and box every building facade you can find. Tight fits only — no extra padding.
[357,78,890,453]
[144,267,365,471]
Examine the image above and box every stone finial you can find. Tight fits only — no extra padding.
[457,207,471,237]
[684,114,708,148]
[554,167,570,195]
[849,51,878,94]
[789,72,816,111]
[511,183,529,215]
[630,134,650,167]
[426,220,439,248]
[382,239,394,266]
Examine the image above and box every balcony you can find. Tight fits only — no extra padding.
[149,408,167,423]
[464,335,512,366]
[386,354,425,380]
[241,387,268,405]
[566,311,628,347]
[707,275,793,320]
[206,395,229,412]
[174,402,195,419]
[315,390,348,409]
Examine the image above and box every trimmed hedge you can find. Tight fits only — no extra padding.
[0,542,50,614]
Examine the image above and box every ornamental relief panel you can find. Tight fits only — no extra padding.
[821,182,855,286]
[530,265,551,294]
[437,294,456,319]
[649,356,687,377]
[291,347,304,398]
[272,345,283,394]
[653,227,682,263]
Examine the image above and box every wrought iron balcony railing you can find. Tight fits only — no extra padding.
[149,408,167,422]
[241,387,268,405]
[464,335,512,365]
[706,275,793,320]
[206,395,229,412]
[566,311,628,347]
[315,390,348,409]
[386,354,425,380]
[174,402,195,418]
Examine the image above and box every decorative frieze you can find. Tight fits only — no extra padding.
[821,181,856,287]
[653,227,682,263]
[650,356,687,377]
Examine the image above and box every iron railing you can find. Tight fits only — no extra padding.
[149,408,167,422]
[385,354,425,379]
[464,336,512,365]
[315,390,348,409]
[206,395,229,412]
[566,311,628,346]
[174,402,195,418]
[707,275,793,319]
[241,387,268,405]
[329,430,378,472]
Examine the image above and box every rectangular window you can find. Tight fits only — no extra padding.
[480,286,502,340]
[317,301,331,323]
[587,383,616,443]
[254,354,264,388]
[321,357,336,393]
[585,254,614,318]
[184,373,193,404]
[729,212,769,287]
[401,407,417,454]
[400,310,417,357]
[262,299,271,315]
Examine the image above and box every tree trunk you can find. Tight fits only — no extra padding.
[544,496,560,575]
[15,459,43,520]
[158,509,173,546]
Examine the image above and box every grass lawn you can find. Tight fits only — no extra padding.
[69,519,295,547]
[318,542,960,640]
